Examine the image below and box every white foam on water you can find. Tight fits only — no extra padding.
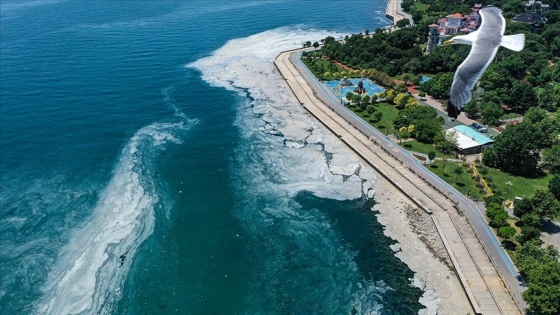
[188,27,406,313]
[35,120,195,315]
[188,27,373,201]
[189,27,441,314]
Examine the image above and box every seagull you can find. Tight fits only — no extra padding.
[444,7,525,120]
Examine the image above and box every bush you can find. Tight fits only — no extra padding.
[498,226,516,239]
[418,91,426,97]
[514,198,534,219]
[517,226,542,244]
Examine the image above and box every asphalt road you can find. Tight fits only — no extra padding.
[289,51,527,310]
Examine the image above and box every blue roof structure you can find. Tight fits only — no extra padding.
[454,125,494,145]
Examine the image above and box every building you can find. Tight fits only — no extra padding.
[512,12,548,31]
[426,4,482,54]
[445,125,494,155]
[524,0,550,12]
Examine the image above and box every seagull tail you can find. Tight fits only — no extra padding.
[447,100,461,121]
[501,34,525,52]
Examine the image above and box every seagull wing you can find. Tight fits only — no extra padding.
[450,7,504,109]
[450,43,499,108]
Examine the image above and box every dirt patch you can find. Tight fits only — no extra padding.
[413,154,427,161]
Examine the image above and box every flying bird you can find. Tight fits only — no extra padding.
[444,6,525,120]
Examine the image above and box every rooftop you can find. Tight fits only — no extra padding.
[512,12,547,24]
[448,13,463,18]
[453,125,494,145]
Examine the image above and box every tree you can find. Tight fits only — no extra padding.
[482,123,544,176]
[543,145,560,174]
[521,213,543,229]
[481,101,503,126]
[366,104,376,116]
[346,92,354,104]
[524,107,548,125]
[394,93,409,109]
[464,99,481,118]
[428,151,436,164]
[362,94,371,105]
[374,112,383,123]
[312,41,319,50]
[523,262,560,315]
[395,82,408,93]
[498,226,516,239]
[353,94,363,108]
[514,198,534,219]
[414,119,443,144]
[549,175,560,200]
[422,72,453,99]
[405,98,419,107]
[396,18,411,28]
[518,225,542,243]
[531,190,560,220]
[453,165,463,183]
[399,127,410,141]
[385,89,397,103]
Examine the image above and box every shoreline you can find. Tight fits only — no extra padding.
[385,0,414,31]
[273,50,522,314]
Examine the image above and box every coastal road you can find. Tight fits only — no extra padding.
[276,50,525,314]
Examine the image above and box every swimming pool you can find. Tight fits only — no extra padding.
[323,78,385,101]
[420,76,431,83]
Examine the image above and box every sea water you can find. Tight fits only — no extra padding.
[0,1,424,314]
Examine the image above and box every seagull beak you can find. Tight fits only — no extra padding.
[443,40,452,46]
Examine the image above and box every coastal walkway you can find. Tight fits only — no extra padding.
[274,51,522,315]
[385,0,413,31]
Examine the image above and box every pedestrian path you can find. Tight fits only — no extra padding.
[274,51,521,315]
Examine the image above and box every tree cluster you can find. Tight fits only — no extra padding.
[482,109,560,175]
[515,240,560,315]
[393,105,444,143]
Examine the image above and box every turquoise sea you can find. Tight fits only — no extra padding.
[1,1,426,313]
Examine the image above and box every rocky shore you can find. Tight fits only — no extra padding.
[372,178,473,315]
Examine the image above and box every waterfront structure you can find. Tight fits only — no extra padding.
[426,4,482,54]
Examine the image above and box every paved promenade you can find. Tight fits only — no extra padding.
[385,0,413,30]
[274,51,522,315]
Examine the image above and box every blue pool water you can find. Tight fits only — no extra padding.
[324,78,385,100]
[420,76,432,82]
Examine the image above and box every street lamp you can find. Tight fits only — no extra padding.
[506,181,513,195]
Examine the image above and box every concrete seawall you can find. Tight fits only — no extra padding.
[385,0,414,31]
[274,50,522,315]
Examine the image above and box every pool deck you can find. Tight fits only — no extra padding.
[274,49,524,315]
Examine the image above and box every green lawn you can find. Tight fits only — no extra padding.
[399,140,456,160]
[349,102,400,134]
[481,166,553,200]
[427,161,484,199]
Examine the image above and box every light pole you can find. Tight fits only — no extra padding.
[506,181,513,195]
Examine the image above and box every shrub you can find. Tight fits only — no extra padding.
[498,226,516,239]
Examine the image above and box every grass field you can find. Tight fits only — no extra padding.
[481,166,553,200]
[349,102,400,134]
[399,140,456,160]
[426,160,484,200]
